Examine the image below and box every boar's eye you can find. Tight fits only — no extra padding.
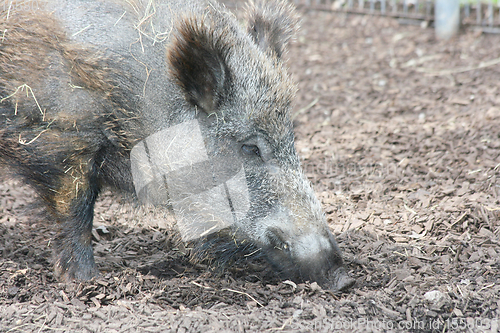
[241,144,261,158]
[266,227,291,252]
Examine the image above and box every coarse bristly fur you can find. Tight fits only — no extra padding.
[0,0,355,291]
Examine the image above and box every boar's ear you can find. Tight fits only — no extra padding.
[168,18,231,113]
[244,0,299,59]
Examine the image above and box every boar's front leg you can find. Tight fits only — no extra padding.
[52,162,100,281]
[1,132,102,280]
[48,140,133,281]
[1,119,102,281]
[47,140,134,281]
[48,149,103,281]
[1,142,101,280]
[13,138,125,281]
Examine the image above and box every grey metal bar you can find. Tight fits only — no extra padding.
[477,0,481,25]
[488,0,493,26]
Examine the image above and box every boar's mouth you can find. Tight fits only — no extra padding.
[187,229,266,270]
[262,227,355,292]
[189,228,355,292]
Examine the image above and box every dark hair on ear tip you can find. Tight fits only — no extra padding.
[244,0,300,58]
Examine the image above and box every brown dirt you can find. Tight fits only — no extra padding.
[1,4,500,333]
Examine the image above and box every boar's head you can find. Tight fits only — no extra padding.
[165,0,354,292]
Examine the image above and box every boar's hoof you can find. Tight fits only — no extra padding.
[326,267,356,292]
[54,249,99,282]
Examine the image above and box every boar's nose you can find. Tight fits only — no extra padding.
[319,232,356,291]
[265,227,355,292]
[325,266,356,292]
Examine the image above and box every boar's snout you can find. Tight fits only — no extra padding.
[325,266,356,292]
[264,227,355,292]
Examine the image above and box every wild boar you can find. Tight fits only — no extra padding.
[0,0,355,291]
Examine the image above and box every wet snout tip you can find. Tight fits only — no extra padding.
[327,267,356,292]
[335,273,356,292]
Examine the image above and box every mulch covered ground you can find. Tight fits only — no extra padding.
[1,3,499,332]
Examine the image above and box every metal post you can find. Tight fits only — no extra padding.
[477,0,481,25]
[488,0,493,26]
[435,0,460,39]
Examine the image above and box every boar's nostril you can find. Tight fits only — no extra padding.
[327,266,356,292]
[266,227,290,252]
